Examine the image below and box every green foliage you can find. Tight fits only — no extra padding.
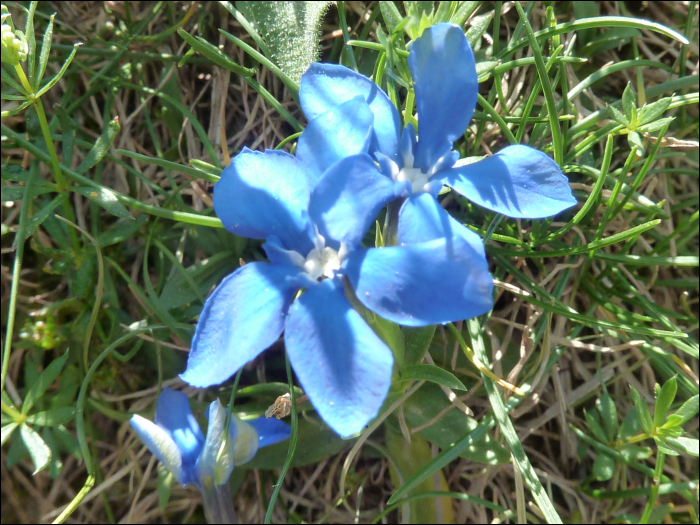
[239,1,331,84]
[1,1,698,523]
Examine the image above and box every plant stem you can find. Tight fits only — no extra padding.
[383,198,404,247]
[639,450,666,524]
[13,62,79,249]
[200,478,238,524]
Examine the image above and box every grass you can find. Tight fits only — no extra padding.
[1,1,698,523]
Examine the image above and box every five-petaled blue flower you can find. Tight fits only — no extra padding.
[180,96,495,438]
[299,23,577,248]
[129,387,290,488]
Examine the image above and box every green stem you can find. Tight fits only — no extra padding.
[383,199,404,247]
[13,62,79,249]
[200,478,238,524]
[264,353,298,523]
[1,164,36,395]
[639,450,666,524]
[0,399,26,422]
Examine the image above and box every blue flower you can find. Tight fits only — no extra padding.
[299,23,577,248]
[180,98,494,437]
[129,387,290,488]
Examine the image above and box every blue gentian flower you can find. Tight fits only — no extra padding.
[129,387,290,488]
[299,23,577,248]
[180,99,494,438]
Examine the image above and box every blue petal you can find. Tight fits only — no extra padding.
[296,96,374,186]
[130,415,186,485]
[309,154,404,249]
[245,417,291,448]
[154,388,205,473]
[343,237,494,326]
[436,145,577,218]
[284,279,393,438]
[214,148,316,254]
[300,63,401,159]
[410,24,477,172]
[398,193,485,260]
[182,263,302,387]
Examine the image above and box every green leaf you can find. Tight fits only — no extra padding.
[618,445,653,461]
[654,376,677,428]
[241,1,332,84]
[398,364,467,391]
[654,437,679,456]
[584,409,609,443]
[465,12,493,48]
[34,14,54,89]
[177,29,256,77]
[157,464,174,509]
[55,104,77,166]
[73,186,132,219]
[96,214,147,247]
[26,407,76,426]
[379,1,404,34]
[607,104,629,126]
[401,383,509,465]
[627,130,644,157]
[592,453,615,481]
[75,117,120,175]
[622,82,637,125]
[245,415,351,469]
[475,60,498,78]
[19,423,52,474]
[450,1,480,26]
[402,325,436,366]
[1,182,55,201]
[665,437,699,457]
[1,422,19,445]
[219,29,299,99]
[660,414,683,430]
[636,116,675,133]
[158,251,237,310]
[433,1,454,23]
[630,386,653,435]
[36,43,81,98]
[21,351,69,414]
[596,393,618,442]
[117,150,219,183]
[671,395,699,425]
[637,96,672,126]
[647,505,673,525]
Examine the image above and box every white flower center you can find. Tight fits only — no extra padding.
[395,166,431,194]
[291,229,348,282]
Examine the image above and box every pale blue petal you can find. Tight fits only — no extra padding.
[245,417,291,449]
[130,415,186,485]
[398,193,485,259]
[437,145,577,218]
[182,263,302,387]
[309,154,404,249]
[343,237,494,326]
[410,24,477,171]
[284,279,393,438]
[300,63,401,159]
[296,96,374,186]
[398,124,417,167]
[214,148,316,254]
[196,399,233,485]
[231,417,259,466]
[154,387,204,478]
